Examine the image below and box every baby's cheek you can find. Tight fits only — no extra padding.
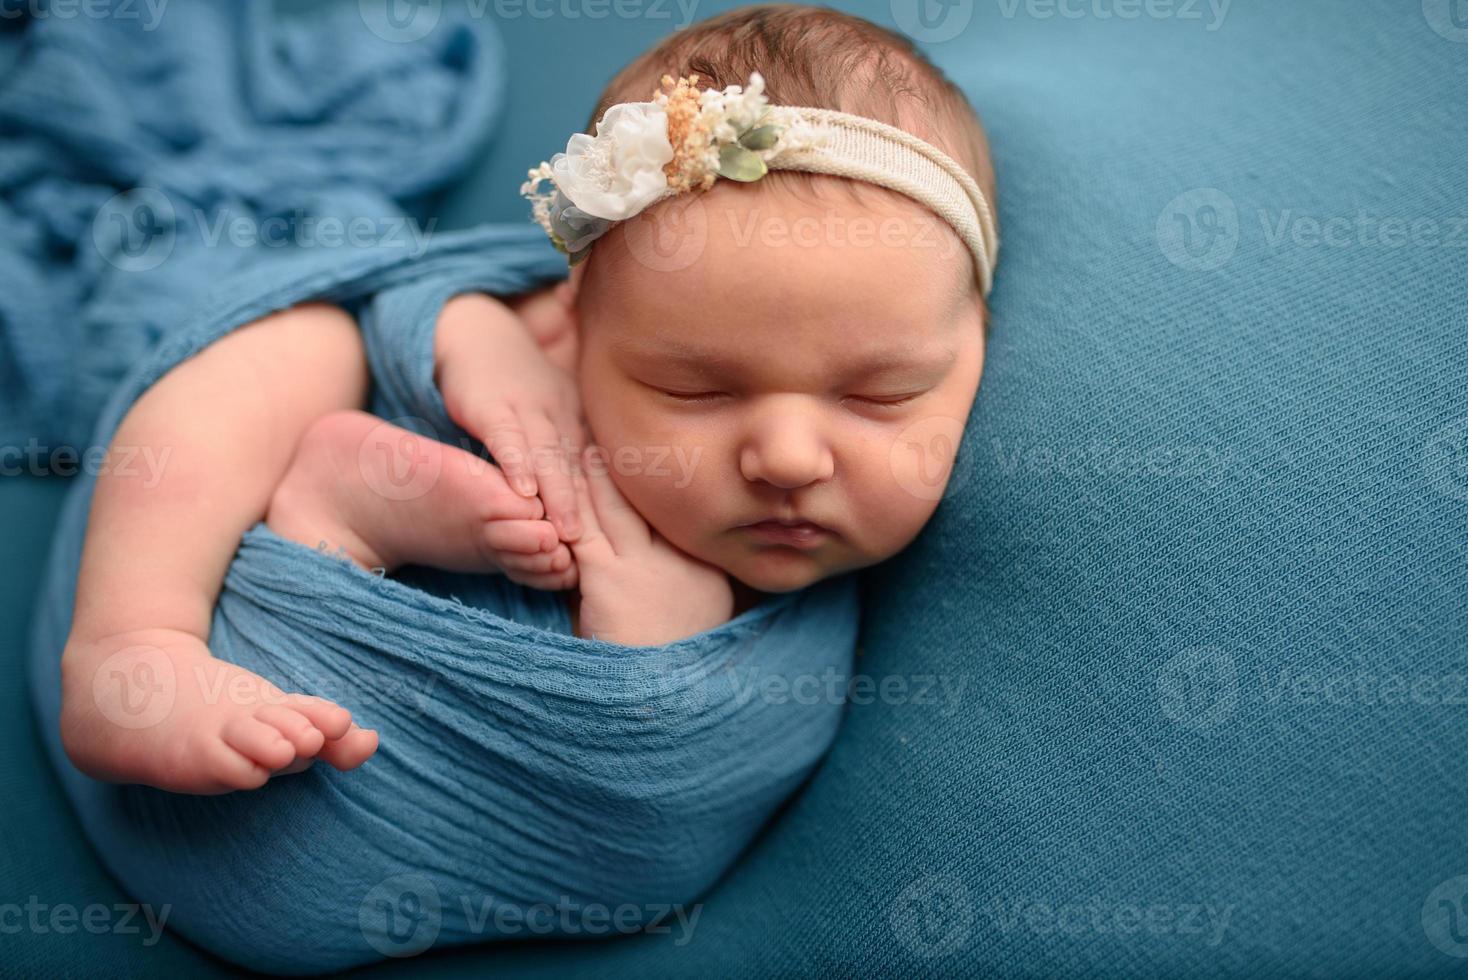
[852,441,949,555]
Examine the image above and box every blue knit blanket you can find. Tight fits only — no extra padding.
[26,224,861,974]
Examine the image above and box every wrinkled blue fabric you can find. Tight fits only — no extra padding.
[25,224,862,975]
[0,0,502,450]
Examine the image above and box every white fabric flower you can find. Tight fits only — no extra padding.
[549,102,673,221]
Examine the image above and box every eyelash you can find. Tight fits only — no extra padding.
[653,388,921,410]
[848,393,921,410]
[656,389,728,405]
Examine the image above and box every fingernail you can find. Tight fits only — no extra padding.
[516,477,535,496]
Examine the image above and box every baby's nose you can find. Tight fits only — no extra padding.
[738,411,835,489]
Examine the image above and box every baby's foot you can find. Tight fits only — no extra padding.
[266,410,579,590]
[60,627,378,794]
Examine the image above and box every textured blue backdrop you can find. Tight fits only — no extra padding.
[4,0,1467,975]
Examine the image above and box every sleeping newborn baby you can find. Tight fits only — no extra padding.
[58,4,998,795]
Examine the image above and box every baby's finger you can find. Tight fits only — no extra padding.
[580,445,650,554]
[568,453,608,556]
[483,519,560,556]
[479,412,537,498]
[523,411,581,542]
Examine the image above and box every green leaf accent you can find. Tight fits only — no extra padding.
[738,125,780,151]
[717,144,768,182]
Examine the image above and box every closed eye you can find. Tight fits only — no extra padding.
[844,392,924,410]
[652,387,728,404]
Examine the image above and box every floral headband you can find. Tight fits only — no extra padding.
[520,72,1000,295]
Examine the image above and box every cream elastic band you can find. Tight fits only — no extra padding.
[763,107,999,295]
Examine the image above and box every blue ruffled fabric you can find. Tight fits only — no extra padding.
[25,223,861,975]
[0,0,502,450]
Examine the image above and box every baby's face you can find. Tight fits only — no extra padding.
[573,176,985,593]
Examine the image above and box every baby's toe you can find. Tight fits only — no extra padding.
[205,732,272,791]
[274,757,316,776]
[505,564,578,592]
[500,547,571,575]
[257,704,327,757]
[282,695,353,741]
[483,519,559,556]
[222,715,297,772]
[316,725,379,772]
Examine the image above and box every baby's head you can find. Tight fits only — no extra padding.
[556,3,997,594]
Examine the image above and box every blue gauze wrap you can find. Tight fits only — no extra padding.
[26,225,861,975]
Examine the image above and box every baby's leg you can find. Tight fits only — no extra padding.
[61,304,380,794]
[265,410,577,590]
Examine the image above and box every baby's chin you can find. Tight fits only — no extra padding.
[718,543,858,594]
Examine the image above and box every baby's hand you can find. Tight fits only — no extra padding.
[567,446,734,646]
[434,292,586,544]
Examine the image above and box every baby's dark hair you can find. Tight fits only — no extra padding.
[589,3,997,232]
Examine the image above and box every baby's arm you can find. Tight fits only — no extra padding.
[61,304,380,794]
